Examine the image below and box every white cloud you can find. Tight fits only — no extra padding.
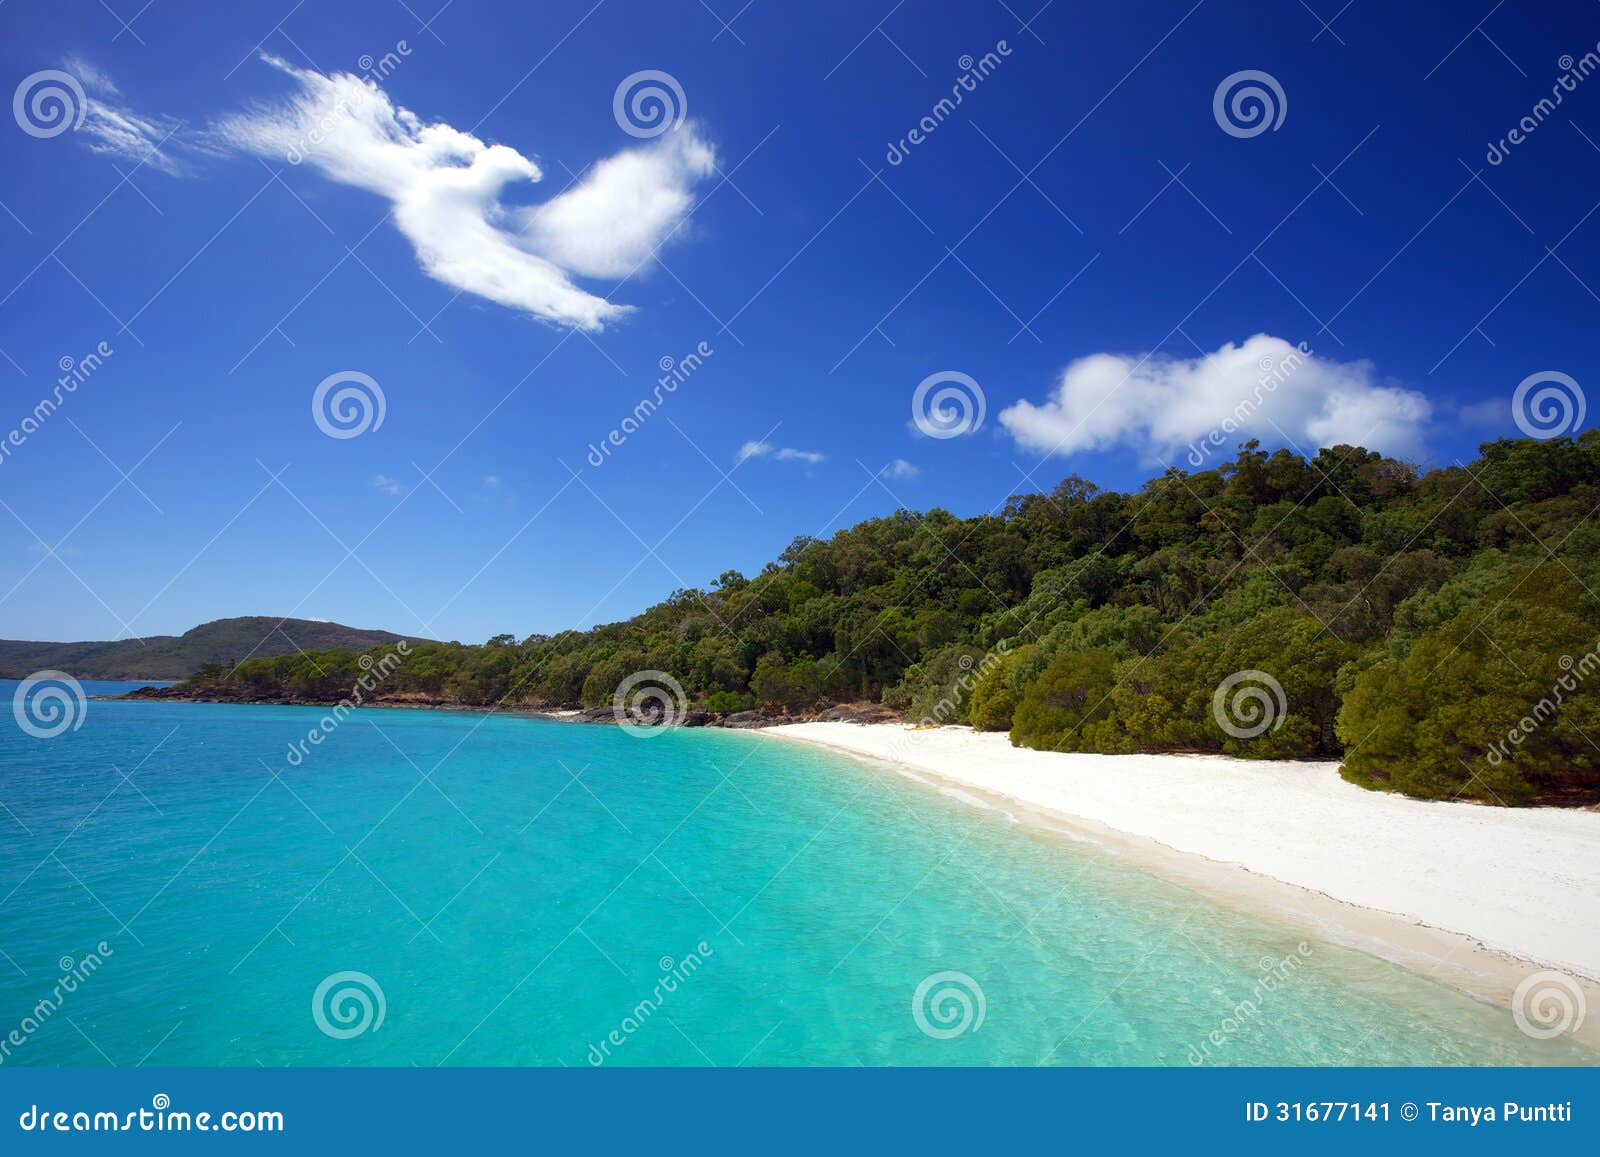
[775,448,825,464]
[735,441,826,466]
[735,440,827,465]
[881,458,919,479]
[215,56,715,331]
[66,56,192,175]
[373,474,404,496]
[1458,398,1507,429]
[522,132,713,279]
[998,334,1432,463]
[482,474,501,487]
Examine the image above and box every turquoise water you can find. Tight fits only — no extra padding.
[0,687,1592,1067]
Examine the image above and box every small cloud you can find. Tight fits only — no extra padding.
[737,441,825,466]
[998,334,1433,463]
[1459,398,1507,429]
[63,56,201,175]
[775,448,825,464]
[482,474,501,487]
[373,474,404,496]
[64,56,118,94]
[881,458,919,480]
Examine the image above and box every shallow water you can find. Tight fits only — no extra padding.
[0,691,1591,1066]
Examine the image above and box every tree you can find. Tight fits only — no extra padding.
[1338,564,1600,804]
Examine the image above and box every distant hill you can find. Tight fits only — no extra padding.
[0,617,413,681]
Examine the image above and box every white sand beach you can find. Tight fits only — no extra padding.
[760,722,1600,1034]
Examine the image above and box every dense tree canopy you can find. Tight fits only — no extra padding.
[176,434,1600,805]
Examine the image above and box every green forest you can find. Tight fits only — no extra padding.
[177,435,1600,807]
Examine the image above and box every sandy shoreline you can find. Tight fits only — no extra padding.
[758,721,1600,1047]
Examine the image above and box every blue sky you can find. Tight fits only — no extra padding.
[1,0,1597,644]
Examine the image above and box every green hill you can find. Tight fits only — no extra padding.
[0,616,412,681]
[154,435,1600,805]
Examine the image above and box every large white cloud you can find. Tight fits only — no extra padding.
[998,334,1432,464]
[216,57,715,331]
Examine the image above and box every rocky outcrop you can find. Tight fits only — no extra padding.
[113,687,899,730]
[815,704,897,724]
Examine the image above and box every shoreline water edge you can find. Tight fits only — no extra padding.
[749,721,1600,1053]
[97,689,1600,1052]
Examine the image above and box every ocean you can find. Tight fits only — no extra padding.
[0,684,1591,1066]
